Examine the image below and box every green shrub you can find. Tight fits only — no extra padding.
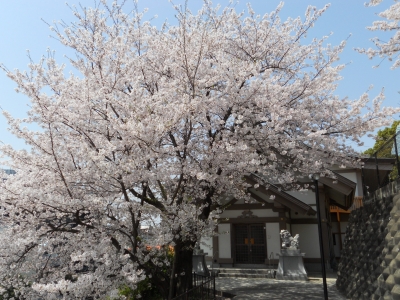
[118,245,174,299]
[118,278,163,300]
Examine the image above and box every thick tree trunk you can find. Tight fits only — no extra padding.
[168,240,196,299]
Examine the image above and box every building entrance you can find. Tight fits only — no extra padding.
[234,224,266,264]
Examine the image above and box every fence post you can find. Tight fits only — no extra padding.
[375,153,381,188]
[213,273,216,300]
[171,272,214,300]
[361,166,367,196]
[394,133,400,181]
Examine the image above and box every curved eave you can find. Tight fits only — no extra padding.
[246,175,316,216]
[319,172,356,210]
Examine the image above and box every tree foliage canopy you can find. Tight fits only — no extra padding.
[0,1,398,298]
[364,120,400,156]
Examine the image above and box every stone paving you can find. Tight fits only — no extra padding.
[215,273,345,299]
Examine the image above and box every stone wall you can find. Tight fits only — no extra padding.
[336,180,400,299]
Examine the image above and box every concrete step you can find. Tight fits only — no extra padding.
[217,268,274,274]
[233,264,273,269]
[213,268,276,278]
[218,272,274,278]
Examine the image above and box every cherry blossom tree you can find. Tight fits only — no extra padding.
[0,1,398,298]
[361,0,400,68]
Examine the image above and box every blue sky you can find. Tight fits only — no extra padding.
[0,0,398,152]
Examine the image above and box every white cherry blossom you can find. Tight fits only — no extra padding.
[361,0,400,68]
[0,1,398,298]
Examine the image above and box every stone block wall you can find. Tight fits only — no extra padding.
[336,180,400,299]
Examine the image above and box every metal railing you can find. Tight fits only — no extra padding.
[362,131,400,195]
[172,272,216,300]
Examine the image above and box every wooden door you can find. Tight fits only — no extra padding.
[234,224,266,264]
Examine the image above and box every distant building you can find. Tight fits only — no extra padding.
[200,158,394,272]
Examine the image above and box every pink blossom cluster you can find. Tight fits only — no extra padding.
[0,1,398,298]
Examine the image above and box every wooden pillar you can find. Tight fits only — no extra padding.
[337,213,343,252]
[275,202,286,232]
[212,226,219,265]
[319,189,330,265]
[278,210,287,231]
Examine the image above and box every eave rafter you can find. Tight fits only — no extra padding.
[245,174,317,216]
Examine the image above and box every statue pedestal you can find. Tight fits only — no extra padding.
[276,249,308,281]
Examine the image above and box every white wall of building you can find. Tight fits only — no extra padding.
[200,236,213,257]
[291,224,320,258]
[286,223,291,235]
[218,224,231,259]
[286,190,316,205]
[337,171,358,195]
[341,221,348,233]
[265,223,280,260]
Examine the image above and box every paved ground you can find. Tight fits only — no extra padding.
[215,272,345,299]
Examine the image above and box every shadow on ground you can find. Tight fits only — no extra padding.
[215,277,345,300]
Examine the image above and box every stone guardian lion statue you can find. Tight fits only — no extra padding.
[280,229,300,250]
